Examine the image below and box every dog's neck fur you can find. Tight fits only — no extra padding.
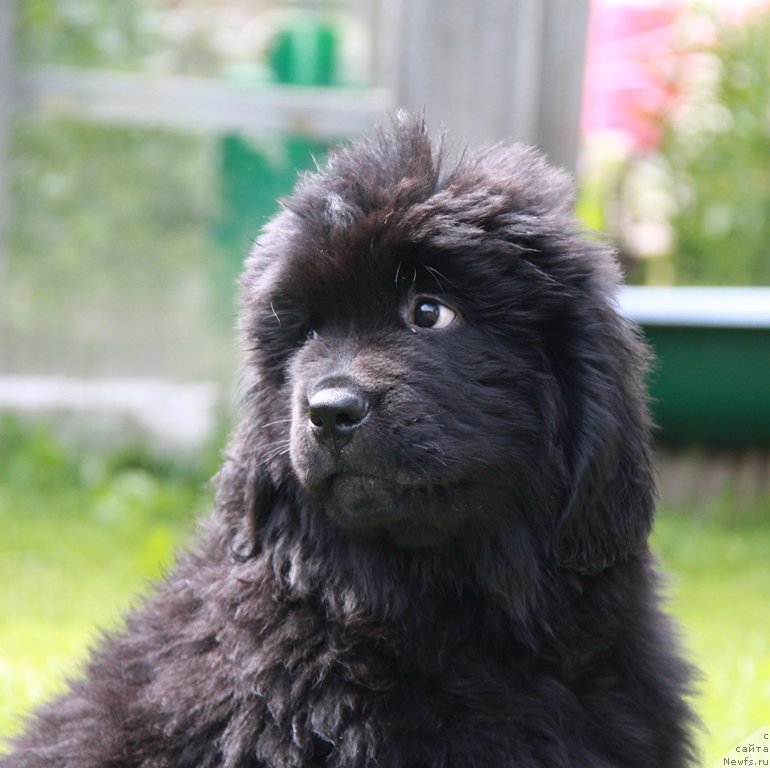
[227,482,585,649]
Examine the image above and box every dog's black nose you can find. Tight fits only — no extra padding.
[308,387,369,448]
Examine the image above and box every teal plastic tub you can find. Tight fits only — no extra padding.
[620,287,770,447]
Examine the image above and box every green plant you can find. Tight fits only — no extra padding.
[656,8,770,285]
[0,419,217,739]
[6,116,233,378]
[16,0,153,69]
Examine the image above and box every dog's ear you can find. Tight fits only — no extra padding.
[216,427,277,562]
[553,309,656,574]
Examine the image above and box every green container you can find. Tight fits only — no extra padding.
[212,133,332,317]
[268,17,339,87]
[620,287,770,447]
[212,14,342,322]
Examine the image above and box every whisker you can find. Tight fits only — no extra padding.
[415,443,450,468]
[262,441,292,463]
[425,265,453,294]
[261,418,293,429]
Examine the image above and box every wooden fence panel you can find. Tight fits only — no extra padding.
[373,0,589,170]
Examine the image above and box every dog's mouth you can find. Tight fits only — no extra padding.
[316,472,463,548]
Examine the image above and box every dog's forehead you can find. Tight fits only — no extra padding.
[254,210,528,340]
[245,140,591,329]
[274,190,509,290]
[276,208,416,311]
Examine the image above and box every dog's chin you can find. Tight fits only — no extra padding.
[314,473,463,549]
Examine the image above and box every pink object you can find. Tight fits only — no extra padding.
[582,0,770,151]
[581,0,685,150]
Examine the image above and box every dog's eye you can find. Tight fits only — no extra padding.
[410,299,457,330]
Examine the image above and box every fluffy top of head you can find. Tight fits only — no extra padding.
[269,113,576,253]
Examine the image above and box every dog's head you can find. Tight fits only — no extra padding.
[222,115,654,575]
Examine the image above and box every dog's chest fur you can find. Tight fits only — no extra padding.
[123,542,679,768]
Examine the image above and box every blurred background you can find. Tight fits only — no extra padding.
[0,0,768,762]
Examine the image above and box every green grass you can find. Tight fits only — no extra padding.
[1,422,769,765]
[0,419,215,735]
[652,505,770,764]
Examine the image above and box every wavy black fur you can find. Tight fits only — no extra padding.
[2,115,697,768]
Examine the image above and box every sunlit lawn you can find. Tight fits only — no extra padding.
[1,421,769,764]
[652,509,770,763]
[0,420,212,742]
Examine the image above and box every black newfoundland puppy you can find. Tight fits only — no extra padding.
[3,116,695,768]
